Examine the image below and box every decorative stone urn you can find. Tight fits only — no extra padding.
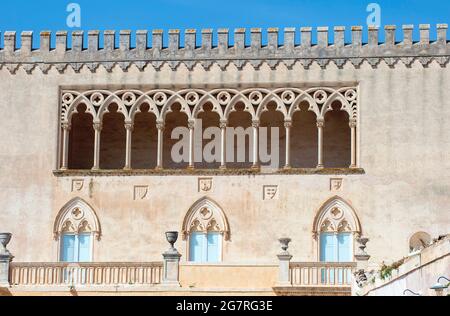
[355,236,370,258]
[0,233,12,256]
[165,231,179,251]
[278,238,291,253]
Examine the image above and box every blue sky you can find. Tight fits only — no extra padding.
[0,0,448,47]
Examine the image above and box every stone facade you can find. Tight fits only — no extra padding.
[0,25,449,293]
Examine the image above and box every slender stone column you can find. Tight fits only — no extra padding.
[156,122,164,170]
[188,120,195,169]
[252,120,260,169]
[124,122,134,170]
[60,123,71,170]
[220,120,227,169]
[316,119,324,169]
[92,122,102,170]
[349,119,357,168]
[284,120,292,169]
[0,233,13,287]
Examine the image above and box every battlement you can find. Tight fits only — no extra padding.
[0,25,449,73]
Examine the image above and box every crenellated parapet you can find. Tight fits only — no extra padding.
[0,24,449,74]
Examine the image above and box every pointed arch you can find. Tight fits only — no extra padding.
[182,197,230,241]
[53,197,101,240]
[312,196,361,238]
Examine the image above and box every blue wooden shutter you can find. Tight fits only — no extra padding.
[206,232,220,263]
[337,233,352,262]
[320,233,338,262]
[78,234,92,262]
[189,232,205,262]
[60,234,76,262]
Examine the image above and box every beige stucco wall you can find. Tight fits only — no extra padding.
[0,60,449,269]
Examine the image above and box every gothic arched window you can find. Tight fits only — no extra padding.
[54,198,101,262]
[182,197,230,263]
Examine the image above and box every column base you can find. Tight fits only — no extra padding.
[219,165,227,170]
[123,167,132,171]
[187,165,195,170]
[283,165,292,170]
[161,281,181,287]
[91,167,100,171]
[251,164,260,170]
[155,166,163,171]
[349,164,357,169]
[316,164,324,169]
[60,167,68,171]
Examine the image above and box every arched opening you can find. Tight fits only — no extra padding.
[68,104,94,169]
[323,101,351,168]
[131,104,158,169]
[100,104,126,169]
[259,102,285,169]
[54,198,101,263]
[163,103,189,169]
[291,101,317,168]
[182,197,230,263]
[409,232,432,253]
[227,103,253,169]
[196,103,221,169]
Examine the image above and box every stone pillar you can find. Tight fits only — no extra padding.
[61,123,71,170]
[156,122,164,170]
[124,122,134,170]
[284,120,292,169]
[188,120,195,169]
[0,233,13,287]
[252,120,260,169]
[162,232,181,287]
[349,119,357,168]
[316,119,324,168]
[92,122,102,170]
[277,238,292,286]
[220,120,227,169]
[354,237,370,288]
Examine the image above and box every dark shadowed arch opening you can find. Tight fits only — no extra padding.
[132,104,158,169]
[100,104,126,169]
[197,103,221,169]
[163,103,189,169]
[68,104,94,169]
[291,102,317,168]
[259,103,285,169]
[227,103,253,169]
[323,101,350,168]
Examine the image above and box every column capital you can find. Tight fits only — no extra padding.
[188,120,196,130]
[156,122,165,130]
[349,119,357,128]
[219,120,228,129]
[316,119,325,128]
[252,120,260,128]
[61,122,72,131]
[93,122,103,131]
[124,122,134,131]
[284,120,292,128]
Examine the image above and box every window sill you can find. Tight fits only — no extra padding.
[53,168,365,177]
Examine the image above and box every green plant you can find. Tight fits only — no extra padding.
[379,258,405,280]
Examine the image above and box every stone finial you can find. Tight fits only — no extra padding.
[162,232,181,287]
[88,30,100,52]
[437,24,448,45]
[21,31,33,55]
[284,27,295,51]
[419,24,430,44]
[40,31,51,52]
[277,237,292,286]
[334,26,345,48]
[72,31,84,52]
[0,233,13,287]
[368,26,379,47]
[351,26,362,47]
[56,31,67,53]
[402,25,414,47]
[201,29,212,50]
[355,236,370,259]
[317,27,328,47]
[301,27,312,47]
[4,31,16,53]
[278,237,292,255]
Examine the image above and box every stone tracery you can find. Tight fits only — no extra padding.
[60,86,359,171]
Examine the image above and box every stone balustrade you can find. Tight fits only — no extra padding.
[289,262,357,286]
[9,262,163,286]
